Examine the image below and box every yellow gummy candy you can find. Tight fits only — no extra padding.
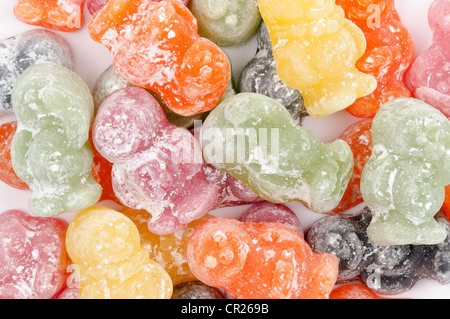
[65,206,173,299]
[120,207,213,286]
[258,0,377,117]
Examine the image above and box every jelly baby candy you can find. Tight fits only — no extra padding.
[335,0,414,118]
[187,217,339,299]
[239,22,307,124]
[257,0,377,117]
[407,0,450,118]
[202,164,261,209]
[0,121,28,190]
[55,287,79,299]
[189,0,261,47]
[329,118,373,214]
[65,207,173,299]
[88,0,231,117]
[11,63,102,217]
[200,92,354,213]
[0,29,73,115]
[307,207,450,295]
[87,0,190,15]
[360,98,450,246]
[238,201,303,236]
[120,207,214,286]
[93,87,219,235]
[0,210,70,299]
[172,281,224,299]
[14,0,85,32]
[330,284,391,299]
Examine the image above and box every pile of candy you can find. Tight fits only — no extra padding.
[0,0,449,299]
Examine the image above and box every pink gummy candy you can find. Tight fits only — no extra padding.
[238,201,303,237]
[92,87,219,235]
[0,210,70,299]
[408,0,450,118]
[203,164,261,209]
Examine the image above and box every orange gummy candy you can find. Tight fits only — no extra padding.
[329,118,373,214]
[187,217,339,299]
[443,185,450,219]
[330,284,392,299]
[121,207,213,286]
[88,0,230,117]
[0,121,28,190]
[336,0,414,118]
[14,0,85,32]
[65,207,173,299]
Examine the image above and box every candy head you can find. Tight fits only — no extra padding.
[428,0,450,34]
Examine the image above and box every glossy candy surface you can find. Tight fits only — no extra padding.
[0,121,28,190]
[360,98,450,245]
[121,207,213,286]
[11,63,101,217]
[258,0,377,117]
[330,284,391,299]
[93,87,219,235]
[65,207,173,299]
[187,217,339,299]
[307,207,450,295]
[0,29,73,115]
[201,93,354,213]
[0,210,69,299]
[14,0,85,32]
[88,0,230,117]
[329,118,373,214]
[189,0,261,47]
[408,0,450,118]
[239,22,307,124]
[172,281,224,299]
[336,0,414,118]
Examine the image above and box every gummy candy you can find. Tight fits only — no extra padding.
[14,0,85,32]
[335,0,414,118]
[88,0,231,117]
[200,92,354,213]
[444,185,450,218]
[360,98,450,245]
[330,284,391,299]
[407,0,450,118]
[257,0,377,117]
[329,118,373,214]
[0,210,70,299]
[307,206,450,295]
[87,0,190,15]
[93,87,219,235]
[189,0,261,47]
[238,201,303,237]
[65,206,173,299]
[10,63,102,217]
[172,281,224,299]
[120,207,213,286]
[203,164,261,209]
[0,121,28,190]
[0,29,73,115]
[55,287,79,299]
[239,22,307,124]
[187,217,339,299]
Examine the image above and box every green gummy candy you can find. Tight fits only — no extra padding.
[11,63,101,217]
[200,92,354,213]
[361,97,450,246]
[189,0,262,47]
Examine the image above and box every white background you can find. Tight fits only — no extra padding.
[0,0,448,299]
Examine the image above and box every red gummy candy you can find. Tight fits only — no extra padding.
[187,217,339,299]
[330,284,392,299]
[336,0,414,118]
[443,185,450,219]
[0,121,28,190]
[88,0,230,117]
[0,210,70,299]
[329,118,373,214]
[14,0,85,32]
